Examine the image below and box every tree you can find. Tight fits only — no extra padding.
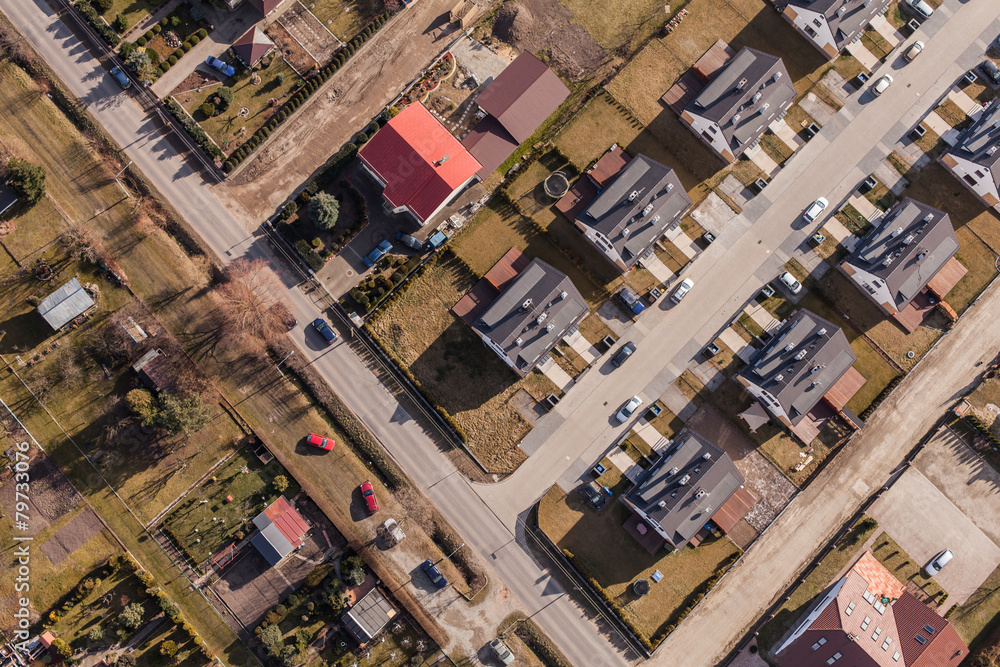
[154,393,210,437]
[6,157,45,205]
[124,49,156,82]
[200,102,216,117]
[114,653,137,667]
[112,13,128,33]
[341,555,365,586]
[259,624,283,657]
[308,192,340,230]
[126,388,158,426]
[216,86,234,110]
[92,0,113,12]
[159,640,178,658]
[273,474,289,493]
[119,602,145,631]
[50,639,72,659]
[215,257,290,348]
[87,625,104,643]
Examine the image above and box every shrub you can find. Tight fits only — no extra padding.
[160,640,178,658]
[168,55,177,65]
[160,62,170,72]
[112,13,129,32]
[144,29,154,40]
[197,28,208,38]
[7,158,46,205]
[200,102,216,117]
[51,639,72,660]
[273,474,289,493]
[367,121,379,134]
[190,35,200,45]
[173,48,183,59]
[182,41,192,52]
[275,604,288,616]
[286,594,301,608]
[136,36,147,46]
[152,23,161,33]
[169,15,181,28]
[216,86,234,109]
[356,132,368,143]
[160,17,168,26]
[92,0,113,11]
[310,237,322,249]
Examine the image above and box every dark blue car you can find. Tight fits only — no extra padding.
[311,318,337,345]
[420,559,448,589]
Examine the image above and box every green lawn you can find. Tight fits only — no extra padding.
[834,202,871,235]
[870,531,947,603]
[538,485,740,642]
[860,28,893,60]
[175,57,301,156]
[163,449,299,563]
[950,564,1000,647]
[101,0,160,31]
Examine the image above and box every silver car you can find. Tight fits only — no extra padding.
[489,638,515,665]
[907,0,933,19]
[615,396,643,423]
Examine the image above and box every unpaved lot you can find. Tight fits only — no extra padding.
[0,455,81,536]
[220,0,465,221]
[39,507,104,565]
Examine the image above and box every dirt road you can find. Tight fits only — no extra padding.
[218,0,471,222]
[654,272,1000,663]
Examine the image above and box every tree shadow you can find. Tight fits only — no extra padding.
[0,310,50,353]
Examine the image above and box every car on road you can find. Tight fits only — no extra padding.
[489,638,515,666]
[109,66,131,89]
[925,549,954,576]
[360,481,379,513]
[872,74,894,96]
[903,41,924,62]
[611,341,637,368]
[802,197,828,223]
[306,432,335,451]
[576,482,606,511]
[311,317,337,345]
[671,278,694,303]
[420,559,448,589]
[779,271,802,294]
[906,0,933,19]
[615,395,643,423]
[981,60,1000,86]
[205,56,235,77]
[363,240,393,267]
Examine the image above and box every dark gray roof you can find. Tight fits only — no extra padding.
[741,310,857,425]
[786,0,892,51]
[624,431,744,549]
[342,588,397,643]
[473,259,588,375]
[576,155,692,269]
[37,277,95,330]
[843,198,959,312]
[686,47,795,157]
[950,105,1000,186]
[250,525,289,566]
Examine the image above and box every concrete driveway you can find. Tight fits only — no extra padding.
[869,437,1000,608]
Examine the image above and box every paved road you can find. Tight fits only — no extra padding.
[0,0,632,663]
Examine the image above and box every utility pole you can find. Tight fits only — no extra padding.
[114,161,133,198]
[434,542,464,566]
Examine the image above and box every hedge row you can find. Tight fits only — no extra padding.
[222,12,392,173]
[649,551,741,646]
[74,0,121,48]
[348,255,421,314]
[506,613,573,667]
[131,13,208,77]
[163,96,224,161]
[859,375,903,421]
[965,414,1000,449]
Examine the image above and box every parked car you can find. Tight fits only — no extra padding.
[109,66,131,89]
[906,0,933,19]
[611,341,637,368]
[489,638,516,666]
[205,56,235,77]
[576,482,606,511]
[872,74,894,96]
[360,481,380,513]
[703,342,720,358]
[396,231,424,251]
[671,278,694,303]
[616,287,645,316]
[363,240,393,267]
[924,549,954,576]
[420,559,448,589]
[903,41,924,62]
[981,60,1000,85]
[306,432,335,451]
[311,317,337,345]
[615,395,643,423]
[803,197,829,222]
[778,271,802,294]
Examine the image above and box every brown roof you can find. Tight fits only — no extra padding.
[555,146,631,220]
[822,366,866,412]
[555,176,598,221]
[232,26,274,67]
[461,115,520,180]
[926,256,968,300]
[586,146,631,189]
[661,39,736,116]
[484,247,530,290]
[710,486,756,533]
[692,39,737,81]
[474,51,570,144]
[451,248,529,324]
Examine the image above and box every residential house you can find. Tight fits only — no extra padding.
[621,431,750,552]
[738,310,857,431]
[462,51,570,179]
[250,496,310,567]
[232,26,274,68]
[680,46,796,163]
[359,102,482,226]
[573,154,692,273]
[342,587,398,645]
[839,198,961,330]
[771,551,968,666]
[37,277,95,331]
[780,0,893,60]
[452,248,588,376]
[246,0,283,15]
[131,348,174,393]
[941,104,1000,208]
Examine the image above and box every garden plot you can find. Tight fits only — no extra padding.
[278,1,341,67]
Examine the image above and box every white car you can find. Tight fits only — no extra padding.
[903,41,924,62]
[872,74,893,96]
[671,278,694,303]
[907,0,933,19]
[802,197,828,223]
[925,549,954,576]
[615,396,643,423]
[779,272,802,294]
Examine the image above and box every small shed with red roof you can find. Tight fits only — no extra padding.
[359,103,481,225]
[251,496,310,566]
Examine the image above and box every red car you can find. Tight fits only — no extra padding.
[360,481,379,513]
[306,433,335,451]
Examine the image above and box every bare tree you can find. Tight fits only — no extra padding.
[60,227,102,264]
[215,258,290,349]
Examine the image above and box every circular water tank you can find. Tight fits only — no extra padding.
[544,171,570,198]
[633,578,650,597]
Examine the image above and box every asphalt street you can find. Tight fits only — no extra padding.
[5,0,1000,664]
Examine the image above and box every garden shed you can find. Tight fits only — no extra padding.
[37,277,95,331]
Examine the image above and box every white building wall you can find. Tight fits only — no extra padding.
[842,263,897,313]
[789,7,837,55]
[685,113,730,157]
[946,153,1000,204]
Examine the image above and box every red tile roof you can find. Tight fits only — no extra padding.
[263,496,310,548]
[710,486,756,533]
[823,366,867,412]
[474,51,570,144]
[850,551,905,600]
[360,103,481,222]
